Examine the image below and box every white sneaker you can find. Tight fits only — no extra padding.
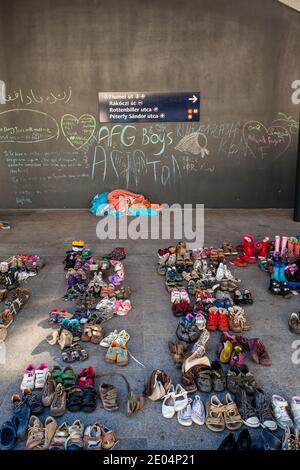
[290,396,300,430]
[216,263,224,281]
[177,398,193,426]
[272,394,293,430]
[192,395,205,425]
[223,264,234,280]
[20,364,35,392]
[34,363,49,389]
[100,330,118,348]
[162,386,176,419]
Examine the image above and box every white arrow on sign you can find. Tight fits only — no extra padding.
[188,95,198,103]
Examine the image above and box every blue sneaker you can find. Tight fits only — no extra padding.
[11,396,30,439]
[0,421,17,450]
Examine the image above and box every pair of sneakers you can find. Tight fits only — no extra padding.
[100,329,130,348]
[178,395,205,426]
[21,363,49,392]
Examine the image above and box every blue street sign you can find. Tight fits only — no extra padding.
[98,91,200,123]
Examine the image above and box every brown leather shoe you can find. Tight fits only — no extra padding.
[99,383,119,411]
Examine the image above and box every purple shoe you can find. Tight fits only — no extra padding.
[229,346,245,367]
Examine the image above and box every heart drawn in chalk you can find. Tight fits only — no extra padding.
[242,120,291,160]
[61,114,96,150]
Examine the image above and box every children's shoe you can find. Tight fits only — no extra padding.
[191,395,205,425]
[21,365,35,392]
[116,329,130,346]
[230,346,245,367]
[207,307,219,331]
[34,364,49,389]
[218,309,229,332]
[105,344,119,363]
[177,398,193,426]
[116,346,129,366]
[100,330,119,348]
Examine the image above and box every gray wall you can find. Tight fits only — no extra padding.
[0,0,299,208]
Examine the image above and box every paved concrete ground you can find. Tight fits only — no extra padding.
[0,209,299,450]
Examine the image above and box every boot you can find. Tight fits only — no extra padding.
[242,237,256,263]
[274,235,281,257]
[288,240,295,259]
[247,338,271,366]
[281,236,288,258]
[258,237,269,260]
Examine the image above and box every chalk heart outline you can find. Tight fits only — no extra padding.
[61,113,96,150]
[242,120,291,160]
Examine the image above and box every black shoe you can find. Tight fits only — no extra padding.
[254,388,277,431]
[218,432,237,450]
[236,428,252,450]
[235,386,260,428]
[243,289,253,304]
[261,428,281,450]
[233,289,244,304]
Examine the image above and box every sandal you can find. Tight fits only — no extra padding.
[81,323,93,342]
[209,249,219,264]
[116,345,129,366]
[205,395,225,432]
[98,422,118,450]
[61,366,77,390]
[222,393,243,430]
[65,419,84,450]
[90,323,104,344]
[67,386,83,412]
[195,366,212,392]
[77,366,95,389]
[49,422,69,450]
[99,383,119,411]
[51,366,63,384]
[83,423,102,450]
[82,385,97,412]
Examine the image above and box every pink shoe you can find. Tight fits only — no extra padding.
[229,346,245,367]
[274,235,281,256]
[281,236,288,257]
[115,300,132,316]
[35,363,49,389]
[20,364,36,392]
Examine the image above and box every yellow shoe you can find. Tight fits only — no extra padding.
[220,340,233,364]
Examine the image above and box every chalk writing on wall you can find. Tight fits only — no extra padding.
[175,132,209,157]
[0,109,59,143]
[61,114,96,150]
[242,121,291,160]
[3,87,72,106]
[0,80,6,104]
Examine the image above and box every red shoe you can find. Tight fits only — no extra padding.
[242,237,256,263]
[207,307,219,331]
[218,309,229,332]
[78,366,95,389]
[230,256,249,267]
[257,237,269,259]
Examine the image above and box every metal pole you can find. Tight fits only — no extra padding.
[293,114,300,221]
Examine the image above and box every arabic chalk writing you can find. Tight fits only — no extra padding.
[3,87,72,105]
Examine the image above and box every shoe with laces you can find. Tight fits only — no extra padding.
[272,394,293,430]
[191,395,205,425]
[291,396,300,430]
[20,364,35,392]
[177,398,193,426]
[254,388,277,431]
[235,386,260,428]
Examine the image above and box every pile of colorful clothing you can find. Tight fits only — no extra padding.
[90,189,161,217]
